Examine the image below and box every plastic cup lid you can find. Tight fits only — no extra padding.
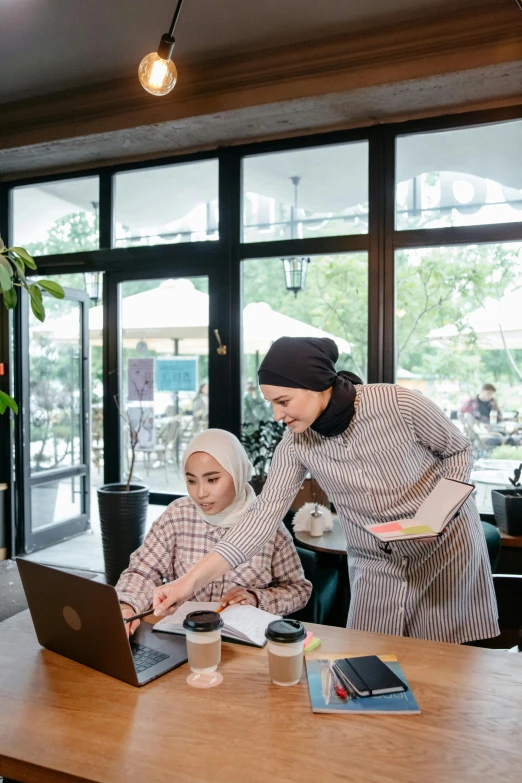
[183,610,224,632]
[265,619,306,643]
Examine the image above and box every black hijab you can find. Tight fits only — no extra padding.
[258,337,362,437]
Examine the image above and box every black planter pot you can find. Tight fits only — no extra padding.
[491,489,522,536]
[97,483,149,586]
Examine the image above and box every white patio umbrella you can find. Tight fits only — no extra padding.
[242,302,352,355]
[429,288,522,350]
[36,279,353,356]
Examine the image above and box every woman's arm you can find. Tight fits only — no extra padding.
[396,386,473,481]
[153,432,307,615]
[246,526,312,616]
[116,508,177,613]
[213,430,307,567]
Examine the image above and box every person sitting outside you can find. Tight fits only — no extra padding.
[117,428,311,636]
[461,383,502,425]
[243,379,271,427]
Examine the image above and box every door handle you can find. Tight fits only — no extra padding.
[214,329,227,355]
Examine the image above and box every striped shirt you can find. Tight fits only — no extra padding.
[214,384,499,644]
[116,497,311,616]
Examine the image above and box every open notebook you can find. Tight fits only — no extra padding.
[153,601,281,648]
[364,478,475,542]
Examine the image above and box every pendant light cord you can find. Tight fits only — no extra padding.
[168,0,185,37]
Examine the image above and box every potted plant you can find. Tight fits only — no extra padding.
[0,239,64,414]
[97,392,151,585]
[241,419,285,495]
[492,464,522,536]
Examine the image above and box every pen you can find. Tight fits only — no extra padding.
[124,577,169,623]
[329,664,347,700]
[124,608,155,624]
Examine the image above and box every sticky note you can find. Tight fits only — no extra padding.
[370,521,403,534]
[400,525,434,535]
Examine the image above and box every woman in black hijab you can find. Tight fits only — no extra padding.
[153,337,498,645]
[256,336,362,438]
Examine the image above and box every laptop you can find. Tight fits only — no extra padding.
[17,558,188,687]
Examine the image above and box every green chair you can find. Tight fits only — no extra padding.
[481,520,501,573]
[287,546,340,625]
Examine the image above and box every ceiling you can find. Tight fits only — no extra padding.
[1,0,489,104]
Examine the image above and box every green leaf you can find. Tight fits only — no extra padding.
[38,280,65,299]
[0,236,4,251]
[3,286,17,310]
[0,254,13,275]
[11,246,37,270]
[0,264,13,292]
[0,389,18,415]
[10,257,28,287]
[28,284,46,322]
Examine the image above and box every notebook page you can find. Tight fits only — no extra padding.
[220,605,282,647]
[414,478,473,531]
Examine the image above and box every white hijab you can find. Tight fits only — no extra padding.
[182,429,256,528]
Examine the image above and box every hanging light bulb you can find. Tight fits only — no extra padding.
[138,0,185,97]
[139,37,178,96]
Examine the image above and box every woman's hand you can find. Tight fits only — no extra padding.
[153,552,232,616]
[220,587,258,608]
[153,572,197,616]
[120,603,141,638]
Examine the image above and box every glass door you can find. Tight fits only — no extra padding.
[19,287,90,552]
[105,269,233,504]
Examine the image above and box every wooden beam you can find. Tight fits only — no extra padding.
[0,2,521,175]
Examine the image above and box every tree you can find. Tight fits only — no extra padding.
[25,212,98,256]
[395,243,522,393]
[243,254,368,380]
[242,241,522,413]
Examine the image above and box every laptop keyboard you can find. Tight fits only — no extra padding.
[130,642,170,673]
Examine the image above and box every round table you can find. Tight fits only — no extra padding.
[294,515,347,555]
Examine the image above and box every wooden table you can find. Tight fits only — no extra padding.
[1,611,522,783]
[295,515,347,555]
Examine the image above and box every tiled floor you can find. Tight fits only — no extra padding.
[23,498,167,574]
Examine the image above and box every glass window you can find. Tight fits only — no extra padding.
[114,160,219,248]
[242,253,368,425]
[242,142,369,243]
[29,297,83,472]
[396,120,522,230]
[395,242,522,514]
[12,177,99,256]
[118,277,210,495]
[36,273,104,495]
[31,477,83,531]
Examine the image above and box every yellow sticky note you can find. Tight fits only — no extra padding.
[400,525,434,535]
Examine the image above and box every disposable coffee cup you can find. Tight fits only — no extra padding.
[183,610,224,674]
[265,619,307,686]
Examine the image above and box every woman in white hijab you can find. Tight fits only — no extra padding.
[116,429,311,636]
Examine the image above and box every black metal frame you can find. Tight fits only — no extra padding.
[102,262,233,506]
[18,286,91,552]
[1,102,521,553]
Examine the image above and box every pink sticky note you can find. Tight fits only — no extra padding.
[370,521,403,534]
[303,631,314,649]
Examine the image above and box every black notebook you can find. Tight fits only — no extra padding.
[334,655,408,697]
